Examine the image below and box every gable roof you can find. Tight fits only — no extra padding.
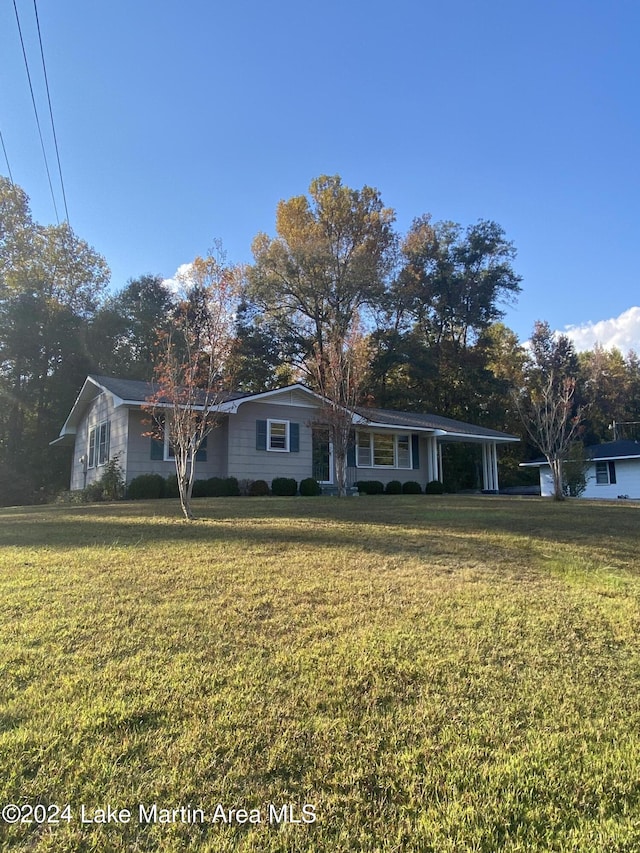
[52,375,519,446]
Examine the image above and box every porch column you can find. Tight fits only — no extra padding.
[482,442,499,492]
[437,442,443,483]
[426,436,439,482]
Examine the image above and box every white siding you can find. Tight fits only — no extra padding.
[538,459,640,499]
[582,458,640,499]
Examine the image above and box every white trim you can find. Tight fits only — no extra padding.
[222,384,329,414]
[267,419,290,452]
[88,420,110,468]
[355,430,413,470]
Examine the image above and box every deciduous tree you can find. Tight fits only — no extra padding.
[513,321,585,500]
[145,250,241,520]
[311,322,369,497]
[248,175,396,380]
[0,177,110,498]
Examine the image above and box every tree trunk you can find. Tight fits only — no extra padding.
[175,447,195,520]
[549,457,565,501]
[335,450,347,498]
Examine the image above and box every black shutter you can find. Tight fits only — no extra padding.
[290,422,300,452]
[256,420,267,451]
[347,432,356,467]
[608,461,617,484]
[412,434,420,469]
[150,438,164,460]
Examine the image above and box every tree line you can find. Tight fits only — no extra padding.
[1,173,639,505]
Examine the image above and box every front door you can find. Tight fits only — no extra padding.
[312,428,333,484]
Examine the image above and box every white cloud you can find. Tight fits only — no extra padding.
[162,262,195,294]
[563,306,640,354]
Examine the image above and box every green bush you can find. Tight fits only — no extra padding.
[385,480,403,495]
[165,474,179,498]
[356,480,384,495]
[299,477,322,496]
[402,481,422,494]
[127,473,166,500]
[207,476,240,497]
[82,457,126,502]
[271,477,297,496]
[248,479,270,497]
[191,479,208,498]
[425,479,445,494]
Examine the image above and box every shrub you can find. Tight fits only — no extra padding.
[206,476,240,497]
[191,479,209,498]
[425,479,445,494]
[248,479,270,497]
[82,457,126,502]
[356,480,384,495]
[54,489,89,505]
[385,480,403,495]
[127,473,166,500]
[271,477,297,496]
[402,481,422,494]
[299,477,322,496]
[237,479,252,497]
[100,457,126,501]
[165,474,179,498]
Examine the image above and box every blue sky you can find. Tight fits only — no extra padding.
[1,0,638,349]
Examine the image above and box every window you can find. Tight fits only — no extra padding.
[163,420,207,462]
[256,420,299,453]
[373,433,394,466]
[397,435,411,468]
[356,432,412,469]
[88,421,110,468]
[595,460,616,485]
[357,432,372,467]
[268,419,289,452]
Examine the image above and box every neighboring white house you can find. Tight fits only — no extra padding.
[521,440,640,500]
[51,375,519,493]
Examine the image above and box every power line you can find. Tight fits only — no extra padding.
[32,0,70,224]
[11,0,59,223]
[0,128,15,184]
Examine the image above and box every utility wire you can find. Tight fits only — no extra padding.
[11,0,59,223]
[33,0,69,224]
[0,129,15,184]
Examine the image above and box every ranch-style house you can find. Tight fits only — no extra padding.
[52,375,519,493]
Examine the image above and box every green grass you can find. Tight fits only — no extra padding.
[0,496,639,851]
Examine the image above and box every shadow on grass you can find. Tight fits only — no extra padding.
[0,496,637,574]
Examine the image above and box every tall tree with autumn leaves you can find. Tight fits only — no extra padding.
[248,174,397,382]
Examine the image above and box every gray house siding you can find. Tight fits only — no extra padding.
[348,432,430,487]
[125,410,228,483]
[227,400,316,484]
[71,393,128,490]
[57,378,518,493]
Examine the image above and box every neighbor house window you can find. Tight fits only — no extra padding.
[595,460,616,485]
[88,421,110,468]
[356,432,412,469]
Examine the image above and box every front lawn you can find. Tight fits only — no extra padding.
[0,496,639,851]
